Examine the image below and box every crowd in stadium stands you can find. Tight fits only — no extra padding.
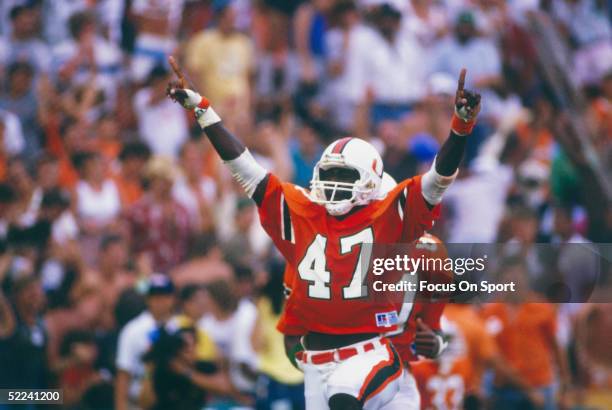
[0,0,610,409]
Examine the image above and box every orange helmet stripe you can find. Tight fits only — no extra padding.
[331,137,353,154]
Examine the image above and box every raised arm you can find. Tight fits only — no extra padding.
[421,69,481,208]
[166,56,269,204]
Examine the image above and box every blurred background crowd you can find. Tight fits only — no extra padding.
[0,0,610,409]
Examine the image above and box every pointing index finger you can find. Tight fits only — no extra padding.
[168,55,186,88]
[457,68,466,93]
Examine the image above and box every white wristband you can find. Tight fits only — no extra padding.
[421,157,458,205]
[195,107,222,129]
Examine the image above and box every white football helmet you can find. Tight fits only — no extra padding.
[310,137,384,216]
[379,172,397,196]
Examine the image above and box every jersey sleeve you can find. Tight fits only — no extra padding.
[420,302,446,331]
[398,175,441,242]
[257,173,296,263]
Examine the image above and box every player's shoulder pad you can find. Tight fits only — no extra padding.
[279,181,323,218]
[372,177,419,219]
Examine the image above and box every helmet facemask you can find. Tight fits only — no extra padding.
[310,161,378,216]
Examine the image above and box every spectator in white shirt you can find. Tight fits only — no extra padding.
[353,4,430,127]
[41,188,79,247]
[0,109,25,157]
[129,0,185,82]
[52,12,123,103]
[402,0,449,47]
[0,0,20,37]
[199,279,258,393]
[0,62,41,159]
[433,10,502,91]
[133,66,189,158]
[172,139,217,233]
[323,1,366,133]
[73,151,121,231]
[443,114,517,243]
[41,0,125,46]
[555,0,612,86]
[4,5,52,73]
[115,274,176,410]
[40,0,87,46]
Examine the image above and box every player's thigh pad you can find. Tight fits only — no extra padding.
[379,369,420,410]
[327,341,403,409]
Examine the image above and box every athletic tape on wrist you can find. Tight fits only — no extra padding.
[195,106,221,129]
[197,96,210,109]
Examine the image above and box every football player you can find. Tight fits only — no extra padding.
[382,233,451,410]
[410,315,473,410]
[166,56,481,410]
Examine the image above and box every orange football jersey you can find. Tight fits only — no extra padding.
[412,358,472,410]
[257,173,440,335]
[388,234,450,363]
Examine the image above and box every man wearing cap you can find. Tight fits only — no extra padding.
[433,11,502,91]
[351,3,429,127]
[115,274,176,410]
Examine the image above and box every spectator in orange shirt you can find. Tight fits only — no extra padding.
[114,141,151,207]
[55,120,93,191]
[412,304,535,410]
[95,113,122,166]
[481,257,570,410]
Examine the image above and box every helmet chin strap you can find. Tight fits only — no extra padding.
[325,201,354,216]
[318,183,380,216]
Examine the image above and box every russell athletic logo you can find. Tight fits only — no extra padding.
[375,311,399,328]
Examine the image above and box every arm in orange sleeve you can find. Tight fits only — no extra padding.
[420,302,446,331]
[400,177,441,242]
[256,174,296,263]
